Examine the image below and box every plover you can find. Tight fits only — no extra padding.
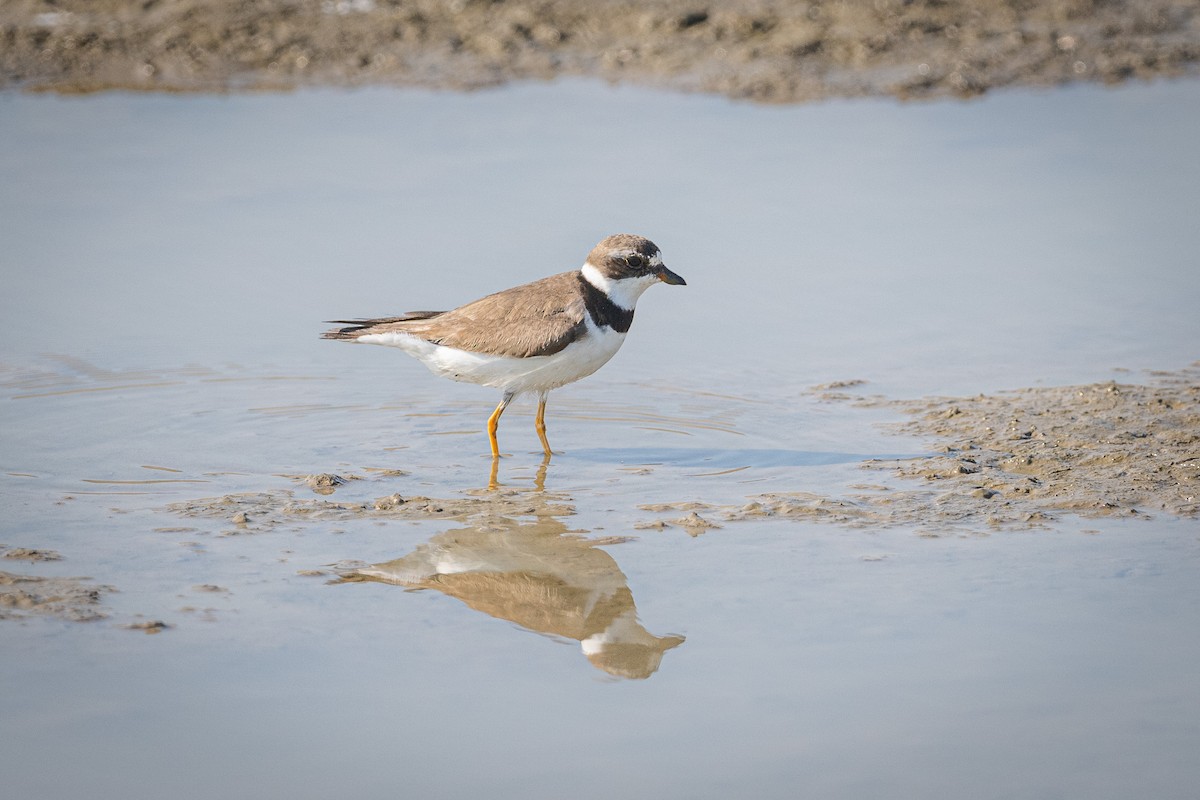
[322,233,686,458]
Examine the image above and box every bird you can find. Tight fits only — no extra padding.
[322,233,686,458]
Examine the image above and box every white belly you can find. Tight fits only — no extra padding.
[358,318,627,395]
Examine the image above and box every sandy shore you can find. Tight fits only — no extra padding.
[4,0,1199,100]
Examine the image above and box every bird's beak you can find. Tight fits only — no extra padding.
[656,265,687,286]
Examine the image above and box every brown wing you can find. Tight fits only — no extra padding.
[324,272,588,358]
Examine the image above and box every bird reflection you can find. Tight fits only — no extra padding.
[338,457,684,679]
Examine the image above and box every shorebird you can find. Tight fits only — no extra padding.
[322,233,685,458]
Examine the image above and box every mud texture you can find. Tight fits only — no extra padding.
[4,0,1199,101]
[165,369,1200,537]
[121,619,171,633]
[2,547,63,562]
[643,368,1200,534]
[0,570,113,622]
[167,484,576,533]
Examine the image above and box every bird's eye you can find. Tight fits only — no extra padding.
[625,255,645,268]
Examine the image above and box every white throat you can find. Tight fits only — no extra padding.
[581,263,661,311]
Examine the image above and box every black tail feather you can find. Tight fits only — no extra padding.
[321,311,445,340]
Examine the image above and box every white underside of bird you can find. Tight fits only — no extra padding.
[356,313,623,395]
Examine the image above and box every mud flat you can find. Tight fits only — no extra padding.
[3,0,1198,100]
[159,368,1200,539]
[641,367,1200,535]
[166,481,576,533]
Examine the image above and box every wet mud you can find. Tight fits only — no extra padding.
[4,0,1198,101]
[2,547,63,562]
[0,569,113,622]
[166,367,1200,540]
[643,367,1200,534]
[876,372,1199,521]
[167,481,576,533]
[8,368,1195,631]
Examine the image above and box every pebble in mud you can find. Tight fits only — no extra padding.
[671,512,723,536]
[373,494,406,511]
[303,473,350,495]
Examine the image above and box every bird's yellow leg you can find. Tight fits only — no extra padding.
[535,393,552,457]
[487,392,514,459]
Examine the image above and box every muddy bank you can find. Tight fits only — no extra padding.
[874,370,1200,520]
[3,0,1198,100]
[642,367,1200,534]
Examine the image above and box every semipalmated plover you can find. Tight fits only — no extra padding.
[323,233,685,458]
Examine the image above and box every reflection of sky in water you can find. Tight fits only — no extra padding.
[2,80,1199,800]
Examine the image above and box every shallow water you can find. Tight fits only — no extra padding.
[2,79,1200,799]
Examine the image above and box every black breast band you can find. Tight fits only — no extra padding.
[578,274,635,333]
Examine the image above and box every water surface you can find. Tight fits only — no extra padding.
[2,79,1199,799]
